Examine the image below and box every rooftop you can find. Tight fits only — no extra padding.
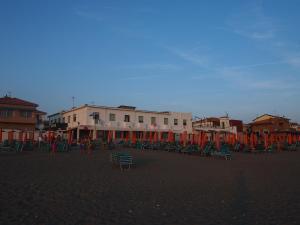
[0,96,38,107]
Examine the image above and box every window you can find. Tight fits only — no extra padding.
[109,113,116,121]
[221,122,225,129]
[151,117,156,125]
[20,110,32,119]
[183,119,187,126]
[73,114,76,122]
[164,118,168,125]
[124,115,130,122]
[174,119,178,125]
[0,110,13,118]
[62,117,65,123]
[68,116,71,123]
[138,116,143,123]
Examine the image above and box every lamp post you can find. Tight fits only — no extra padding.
[77,122,80,143]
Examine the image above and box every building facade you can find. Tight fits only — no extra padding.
[0,96,46,141]
[62,104,193,142]
[48,111,67,131]
[193,116,243,135]
[250,114,292,134]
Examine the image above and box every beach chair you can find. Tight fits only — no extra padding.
[119,154,133,171]
[23,141,34,151]
[266,143,277,153]
[110,152,133,171]
[14,141,23,152]
[296,142,300,151]
[252,144,265,153]
[242,145,251,153]
[202,142,215,156]
[233,143,241,152]
[40,142,51,152]
[212,144,232,160]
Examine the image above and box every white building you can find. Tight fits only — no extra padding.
[62,104,192,142]
[193,116,243,136]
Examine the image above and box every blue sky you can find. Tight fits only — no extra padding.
[0,0,300,122]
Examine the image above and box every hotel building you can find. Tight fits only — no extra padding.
[62,104,193,142]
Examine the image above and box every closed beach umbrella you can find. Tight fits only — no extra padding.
[19,131,23,142]
[270,133,275,145]
[0,128,2,143]
[264,134,269,149]
[292,134,297,143]
[126,132,129,142]
[243,133,248,145]
[47,131,51,142]
[253,133,258,147]
[192,134,196,145]
[167,130,172,142]
[201,132,207,149]
[198,133,202,147]
[8,131,13,143]
[216,132,220,151]
[132,131,136,144]
[149,131,153,143]
[153,132,157,143]
[250,133,255,149]
[288,133,292,145]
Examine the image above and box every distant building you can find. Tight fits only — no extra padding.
[290,122,300,131]
[0,96,46,141]
[62,104,193,142]
[249,114,292,134]
[47,111,67,131]
[192,116,243,135]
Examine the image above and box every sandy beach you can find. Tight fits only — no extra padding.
[0,149,299,225]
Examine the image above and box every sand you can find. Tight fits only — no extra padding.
[0,149,299,225]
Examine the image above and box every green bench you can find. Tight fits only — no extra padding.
[111,152,133,171]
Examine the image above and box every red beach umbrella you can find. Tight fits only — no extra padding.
[0,128,2,143]
[19,131,23,142]
[243,133,248,146]
[149,131,153,143]
[264,134,269,149]
[215,132,220,151]
[132,131,136,144]
[201,132,207,149]
[125,132,129,142]
[288,133,292,145]
[8,131,14,143]
[198,133,202,147]
[292,134,297,143]
[250,133,255,149]
[153,132,158,143]
[167,130,172,142]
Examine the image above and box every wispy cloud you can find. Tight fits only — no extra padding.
[226,2,277,40]
[164,46,211,68]
[217,66,295,91]
[119,75,161,81]
[123,63,181,71]
[74,9,103,22]
[226,61,284,70]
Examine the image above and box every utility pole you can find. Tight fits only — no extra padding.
[72,96,75,108]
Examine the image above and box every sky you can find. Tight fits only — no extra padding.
[0,0,300,123]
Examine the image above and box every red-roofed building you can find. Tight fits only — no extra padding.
[0,96,46,141]
[249,114,293,134]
